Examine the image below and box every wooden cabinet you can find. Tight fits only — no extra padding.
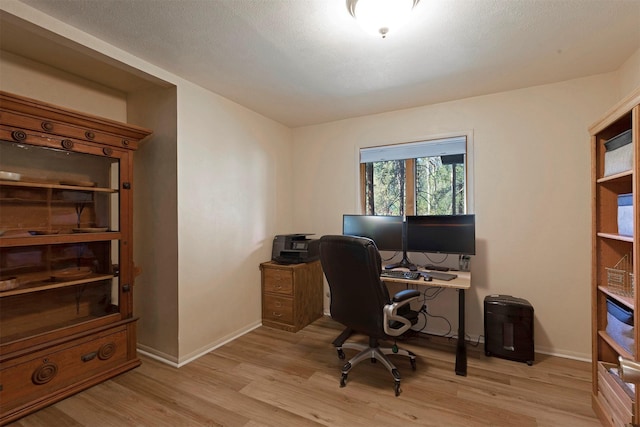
[0,91,152,425]
[260,261,323,332]
[591,88,640,427]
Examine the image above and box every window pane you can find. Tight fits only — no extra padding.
[365,160,405,216]
[415,156,466,215]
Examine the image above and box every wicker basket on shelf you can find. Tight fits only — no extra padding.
[607,253,634,297]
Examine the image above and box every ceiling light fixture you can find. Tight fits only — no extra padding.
[346,0,420,38]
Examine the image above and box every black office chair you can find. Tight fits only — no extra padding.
[319,235,421,396]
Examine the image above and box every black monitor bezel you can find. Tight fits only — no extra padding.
[405,214,476,255]
[342,214,404,252]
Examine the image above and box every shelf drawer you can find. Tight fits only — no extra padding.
[263,268,293,295]
[263,294,294,324]
[597,362,634,425]
[0,327,128,413]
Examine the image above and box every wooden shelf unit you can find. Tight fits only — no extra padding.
[591,88,640,427]
[0,91,152,425]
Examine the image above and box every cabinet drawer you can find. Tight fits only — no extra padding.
[263,269,293,295]
[263,295,294,324]
[0,328,128,413]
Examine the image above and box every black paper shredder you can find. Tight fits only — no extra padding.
[484,295,534,365]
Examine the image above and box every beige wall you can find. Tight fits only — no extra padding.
[175,81,293,362]
[0,50,128,121]
[292,73,622,360]
[618,47,640,97]
[128,87,180,361]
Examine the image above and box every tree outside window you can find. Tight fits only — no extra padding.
[415,154,465,215]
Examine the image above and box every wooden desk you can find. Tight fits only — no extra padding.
[381,269,470,376]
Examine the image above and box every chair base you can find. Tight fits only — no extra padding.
[336,341,416,396]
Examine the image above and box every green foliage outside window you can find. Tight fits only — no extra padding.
[365,155,465,216]
[416,156,465,215]
[365,160,405,216]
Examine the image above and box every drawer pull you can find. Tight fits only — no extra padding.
[81,352,97,362]
[272,312,282,317]
[32,362,58,385]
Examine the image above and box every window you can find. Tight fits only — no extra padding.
[360,136,472,216]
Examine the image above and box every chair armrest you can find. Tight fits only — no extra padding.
[393,289,420,302]
[383,290,420,336]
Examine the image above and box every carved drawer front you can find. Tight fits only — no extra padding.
[263,295,294,324]
[263,269,294,295]
[0,328,127,413]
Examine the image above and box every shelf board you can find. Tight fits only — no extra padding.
[0,231,121,247]
[597,170,633,184]
[0,179,116,193]
[599,285,635,309]
[0,312,120,345]
[599,330,634,360]
[597,232,634,243]
[0,274,114,298]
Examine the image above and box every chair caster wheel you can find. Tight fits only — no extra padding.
[527,360,533,366]
[394,382,401,396]
[340,373,348,387]
[410,358,416,370]
[337,349,345,360]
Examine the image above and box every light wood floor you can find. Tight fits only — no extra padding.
[9,316,600,426]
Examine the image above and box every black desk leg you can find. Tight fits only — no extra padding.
[455,289,467,376]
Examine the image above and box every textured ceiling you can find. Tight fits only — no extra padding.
[9,0,640,127]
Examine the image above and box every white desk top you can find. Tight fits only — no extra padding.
[380,267,470,290]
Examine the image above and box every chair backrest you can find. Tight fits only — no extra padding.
[319,235,390,338]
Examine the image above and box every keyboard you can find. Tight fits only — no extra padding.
[381,270,420,280]
[423,264,450,271]
[424,271,458,281]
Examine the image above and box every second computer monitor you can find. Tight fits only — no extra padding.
[342,214,403,252]
[406,214,476,255]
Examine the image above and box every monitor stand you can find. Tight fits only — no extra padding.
[384,251,417,271]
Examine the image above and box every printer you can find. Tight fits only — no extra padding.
[271,234,320,264]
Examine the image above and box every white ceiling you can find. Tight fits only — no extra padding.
[7,0,640,127]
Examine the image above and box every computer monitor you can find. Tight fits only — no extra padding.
[406,214,476,255]
[342,215,403,252]
[342,214,417,270]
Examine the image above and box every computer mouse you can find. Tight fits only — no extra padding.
[423,275,432,282]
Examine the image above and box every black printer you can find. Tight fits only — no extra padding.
[271,234,319,264]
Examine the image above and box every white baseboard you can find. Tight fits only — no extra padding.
[136,346,179,367]
[324,310,592,363]
[136,320,262,368]
[137,317,592,367]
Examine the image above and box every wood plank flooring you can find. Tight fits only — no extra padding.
[9,316,601,426]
